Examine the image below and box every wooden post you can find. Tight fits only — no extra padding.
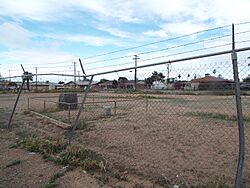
[44,100,46,112]
[114,100,117,115]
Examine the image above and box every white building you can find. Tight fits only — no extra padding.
[151,81,167,90]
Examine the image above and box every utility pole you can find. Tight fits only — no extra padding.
[73,62,76,88]
[0,64,1,80]
[8,70,11,82]
[167,63,170,83]
[35,67,38,90]
[133,55,140,90]
[77,71,80,81]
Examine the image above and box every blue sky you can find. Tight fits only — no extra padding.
[1,0,250,82]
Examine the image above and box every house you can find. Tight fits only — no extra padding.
[64,81,76,88]
[119,80,146,90]
[91,80,147,90]
[64,80,98,89]
[191,75,234,90]
[29,82,55,91]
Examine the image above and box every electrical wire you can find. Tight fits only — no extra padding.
[82,24,231,60]
[85,43,232,71]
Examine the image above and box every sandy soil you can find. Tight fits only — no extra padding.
[1,91,250,187]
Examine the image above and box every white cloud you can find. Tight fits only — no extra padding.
[144,29,168,38]
[0,22,34,48]
[97,25,133,39]
[1,0,250,25]
[161,21,208,36]
[45,33,125,47]
[0,49,75,70]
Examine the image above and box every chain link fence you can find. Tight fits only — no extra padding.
[23,52,250,187]
[2,23,250,187]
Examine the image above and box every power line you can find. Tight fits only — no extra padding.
[83,29,250,66]
[85,43,232,71]
[81,24,231,60]
[83,33,230,66]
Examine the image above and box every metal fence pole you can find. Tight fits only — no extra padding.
[7,79,25,128]
[69,76,94,144]
[232,24,245,188]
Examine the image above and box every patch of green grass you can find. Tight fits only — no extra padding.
[109,170,127,181]
[200,176,229,188]
[5,159,22,168]
[187,111,250,122]
[42,153,55,162]
[76,120,89,130]
[55,145,103,172]
[41,172,64,188]
[17,136,66,155]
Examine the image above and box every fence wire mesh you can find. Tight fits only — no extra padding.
[22,54,250,187]
[2,22,250,187]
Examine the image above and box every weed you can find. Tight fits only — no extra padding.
[56,145,103,172]
[42,153,55,162]
[112,171,127,181]
[41,172,64,188]
[203,176,229,188]
[154,175,170,187]
[80,160,100,171]
[76,120,88,130]
[5,159,22,168]
[17,136,66,155]
[187,112,250,122]
[23,110,30,115]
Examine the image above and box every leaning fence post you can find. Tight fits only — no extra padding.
[232,24,245,188]
[69,76,94,144]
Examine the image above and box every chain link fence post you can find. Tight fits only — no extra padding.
[232,24,245,188]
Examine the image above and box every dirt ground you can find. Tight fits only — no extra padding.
[1,91,250,187]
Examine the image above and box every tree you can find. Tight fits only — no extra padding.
[112,80,118,88]
[100,79,109,83]
[118,77,128,89]
[243,75,250,82]
[145,71,165,86]
[213,69,216,75]
[8,82,17,86]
